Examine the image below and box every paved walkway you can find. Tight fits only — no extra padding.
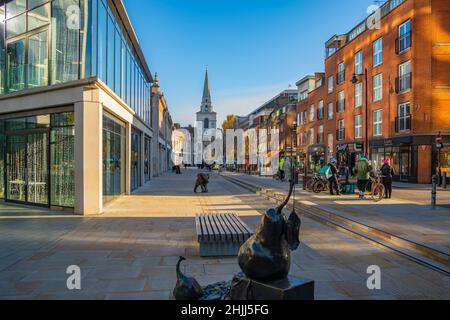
[0,169,448,300]
[224,172,450,258]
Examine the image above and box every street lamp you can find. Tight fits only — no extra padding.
[351,67,369,158]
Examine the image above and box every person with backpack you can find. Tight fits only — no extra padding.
[381,158,395,199]
[327,158,341,196]
[354,153,372,200]
[279,156,285,181]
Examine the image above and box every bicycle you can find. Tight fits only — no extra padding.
[312,175,346,194]
[306,173,320,191]
[369,174,385,202]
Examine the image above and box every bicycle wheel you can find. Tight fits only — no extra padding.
[371,183,385,202]
[306,178,315,191]
[313,180,326,194]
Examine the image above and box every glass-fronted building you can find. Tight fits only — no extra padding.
[0,0,165,214]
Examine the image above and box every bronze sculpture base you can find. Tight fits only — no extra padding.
[229,272,315,300]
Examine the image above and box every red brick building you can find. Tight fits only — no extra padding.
[297,0,450,183]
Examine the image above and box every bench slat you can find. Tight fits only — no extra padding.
[211,215,227,242]
[195,214,203,242]
[223,213,244,243]
[217,214,233,242]
[207,215,220,242]
[231,213,253,240]
[202,215,214,243]
[219,213,239,243]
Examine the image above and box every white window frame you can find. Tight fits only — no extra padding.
[398,102,411,132]
[355,82,363,108]
[373,37,383,66]
[309,104,315,122]
[318,125,324,143]
[355,114,363,139]
[338,90,345,112]
[398,20,411,53]
[318,100,324,119]
[337,62,345,84]
[310,128,315,145]
[373,109,383,137]
[398,60,411,92]
[373,73,383,102]
[338,119,345,141]
[328,76,334,93]
[328,102,334,120]
[355,50,363,75]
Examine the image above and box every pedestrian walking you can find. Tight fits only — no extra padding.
[381,158,395,199]
[328,158,341,196]
[354,153,372,199]
[279,156,285,181]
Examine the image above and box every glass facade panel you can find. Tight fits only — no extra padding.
[98,0,107,81]
[27,3,50,31]
[6,38,26,92]
[131,129,140,191]
[28,30,48,88]
[103,114,125,204]
[6,13,26,39]
[6,0,26,19]
[51,121,75,207]
[51,0,80,84]
[106,15,115,88]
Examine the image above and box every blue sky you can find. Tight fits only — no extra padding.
[123,0,375,126]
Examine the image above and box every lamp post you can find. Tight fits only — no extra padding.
[351,67,369,158]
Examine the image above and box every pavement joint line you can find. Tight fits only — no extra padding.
[221,173,450,276]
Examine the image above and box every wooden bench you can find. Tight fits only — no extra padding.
[195,213,254,257]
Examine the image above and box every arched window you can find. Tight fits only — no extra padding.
[204,118,209,129]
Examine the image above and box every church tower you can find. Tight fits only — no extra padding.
[196,67,217,129]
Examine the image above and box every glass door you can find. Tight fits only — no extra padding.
[6,135,27,203]
[27,132,49,205]
[5,131,49,206]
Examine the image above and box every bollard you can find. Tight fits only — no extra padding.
[431,175,438,209]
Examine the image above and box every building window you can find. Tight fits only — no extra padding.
[310,104,315,122]
[317,100,324,120]
[337,62,345,84]
[397,19,411,54]
[337,91,345,113]
[315,77,323,88]
[318,125,324,144]
[327,133,334,158]
[373,109,383,136]
[303,111,307,124]
[355,50,363,75]
[373,38,383,66]
[355,82,363,108]
[299,90,308,101]
[328,76,334,93]
[328,102,334,120]
[337,120,345,141]
[397,102,411,132]
[310,128,315,145]
[297,113,301,126]
[373,73,383,102]
[397,61,411,93]
[355,115,363,139]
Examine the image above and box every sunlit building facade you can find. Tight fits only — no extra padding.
[0,0,162,214]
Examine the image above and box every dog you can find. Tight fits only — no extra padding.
[194,173,210,193]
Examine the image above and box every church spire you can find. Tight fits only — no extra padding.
[201,67,212,110]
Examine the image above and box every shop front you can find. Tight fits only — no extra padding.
[307,144,327,174]
[0,110,75,209]
[336,143,364,178]
[370,136,418,183]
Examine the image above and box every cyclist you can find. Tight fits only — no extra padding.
[355,153,372,200]
[327,158,341,196]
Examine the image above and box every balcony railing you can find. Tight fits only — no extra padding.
[336,128,345,141]
[336,100,345,113]
[396,73,412,93]
[396,32,412,54]
[336,71,345,85]
[395,115,412,133]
